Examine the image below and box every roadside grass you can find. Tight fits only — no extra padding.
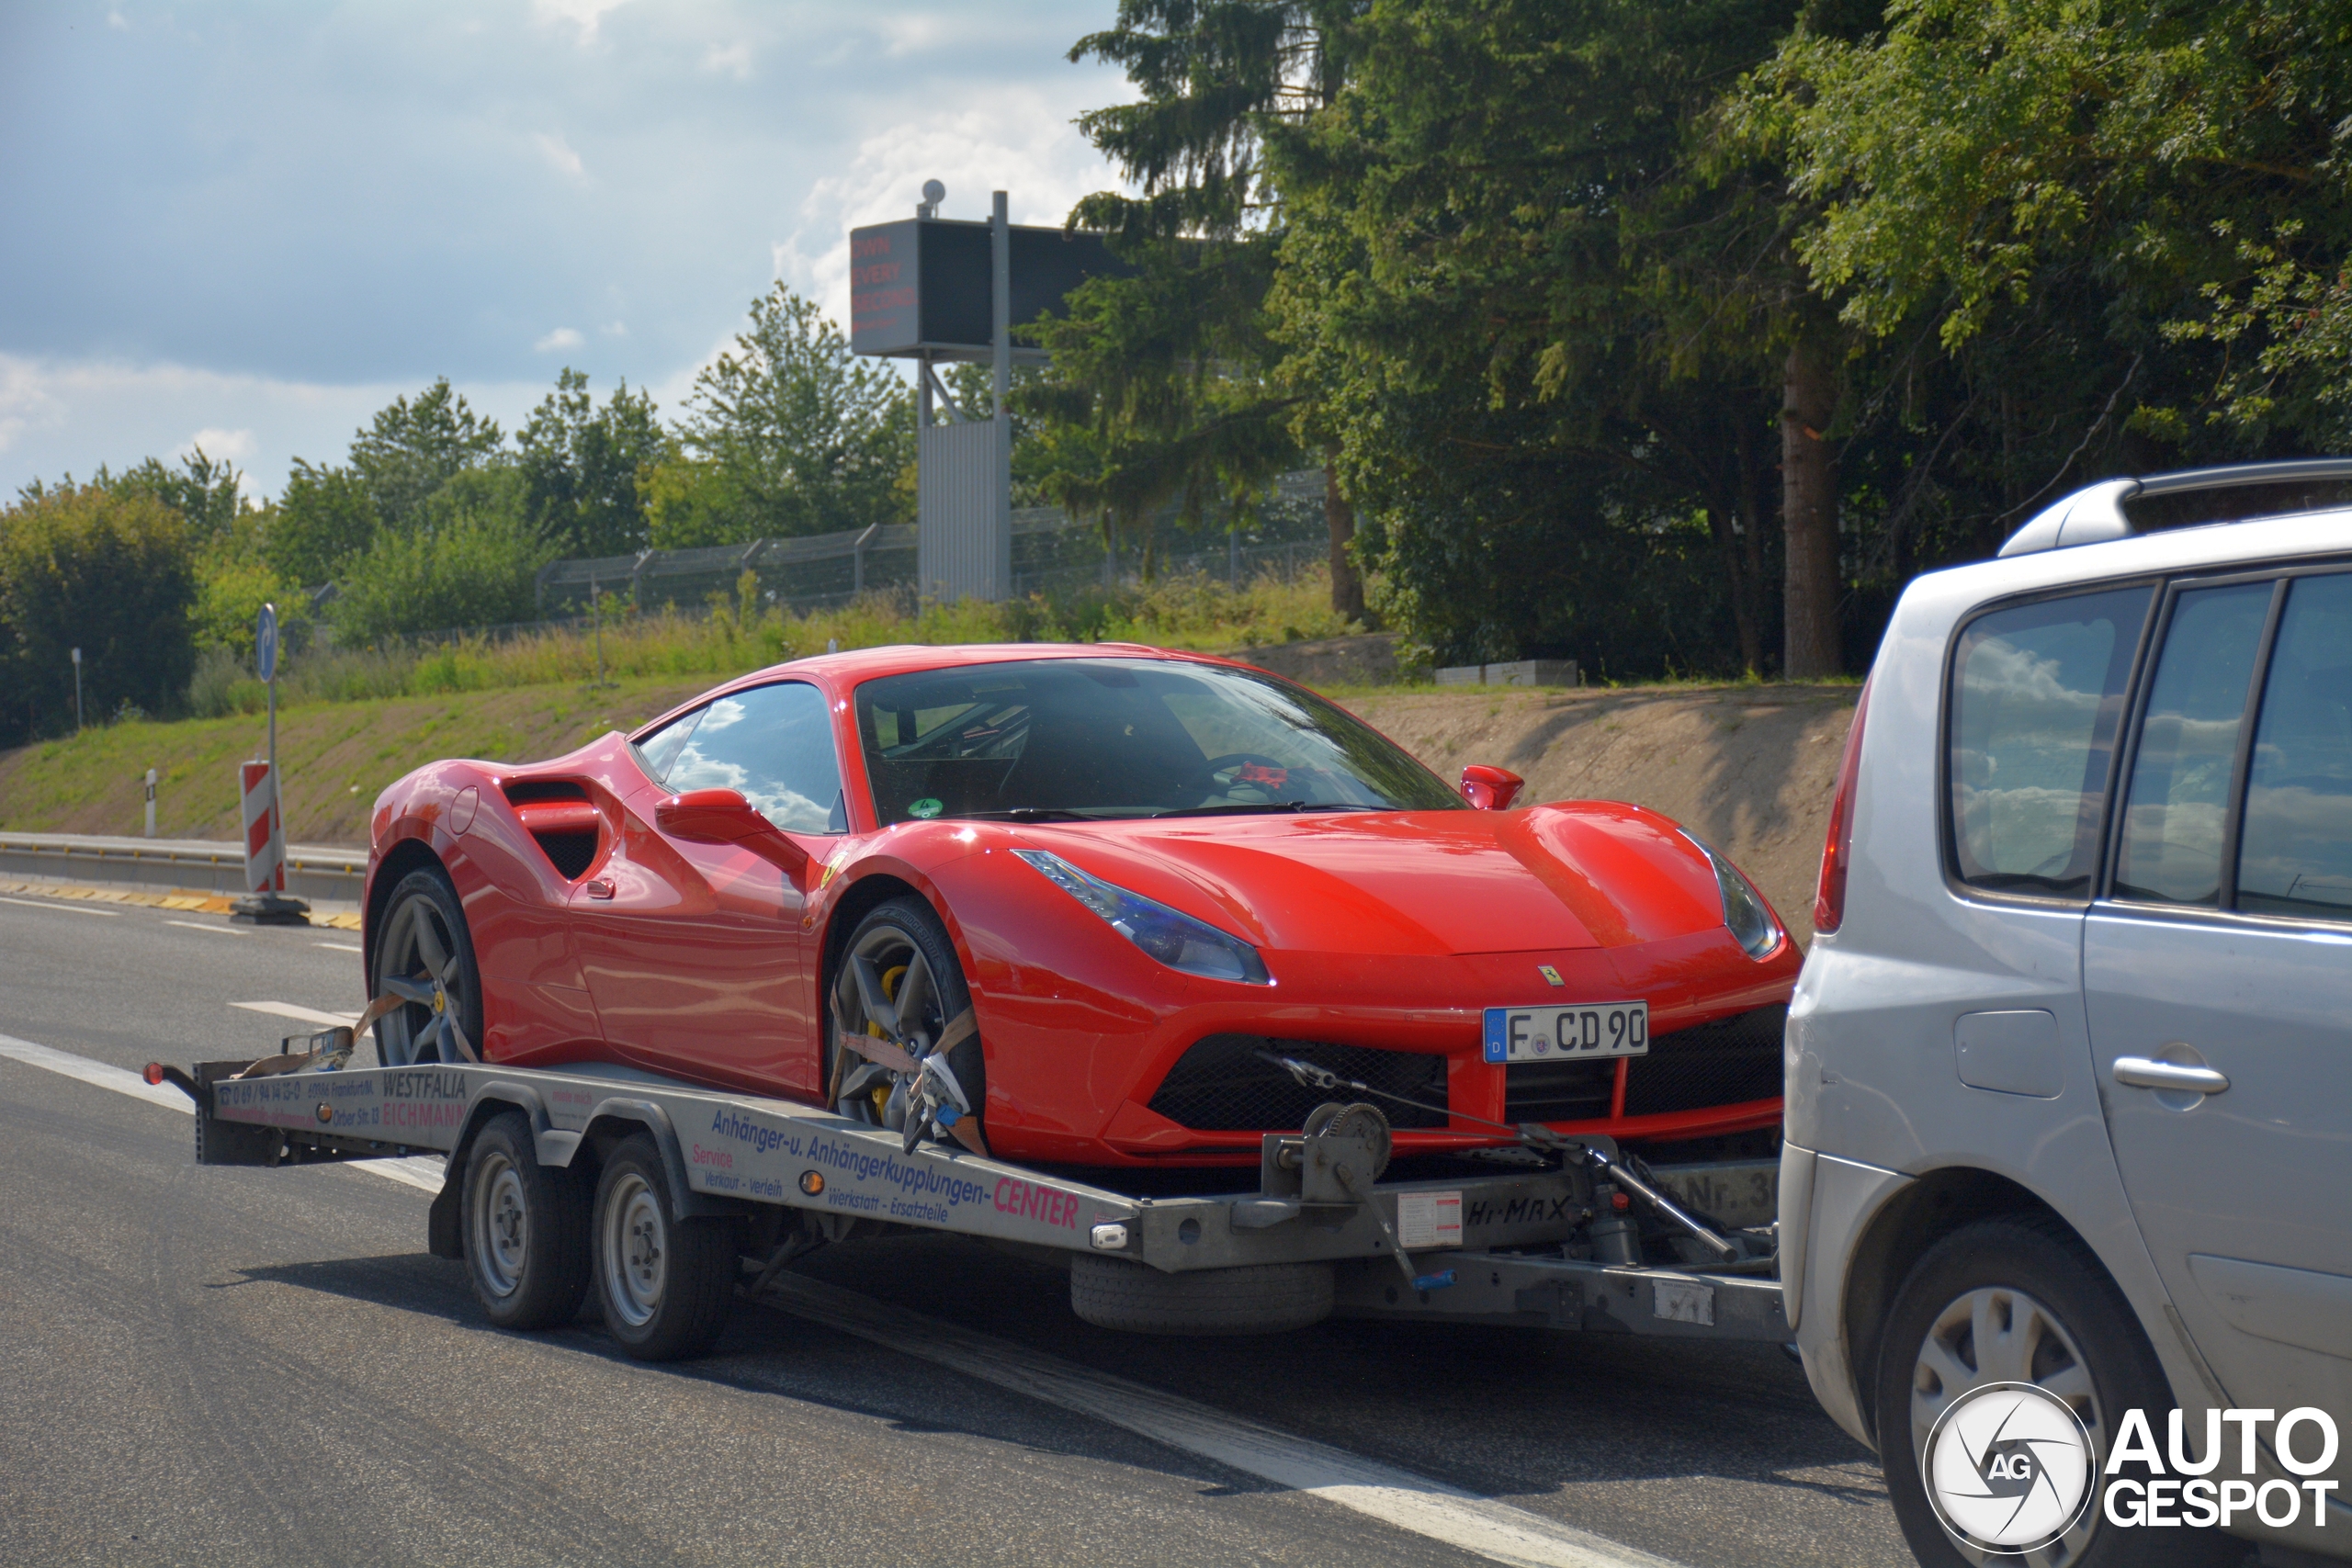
[0,679,714,845]
[1,569,1367,843]
[185,567,1365,718]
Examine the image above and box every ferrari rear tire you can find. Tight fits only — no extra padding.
[591,1136,740,1362]
[830,897,985,1138]
[371,864,483,1067]
[1070,1257,1334,1336]
[461,1111,590,1331]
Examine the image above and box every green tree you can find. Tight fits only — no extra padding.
[267,461,381,586]
[668,285,914,544]
[519,368,665,557]
[329,468,554,641]
[1052,1,1356,610]
[1253,0,1805,668]
[0,482,195,741]
[349,378,506,534]
[1753,0,2349,474]
[107,448,247,543]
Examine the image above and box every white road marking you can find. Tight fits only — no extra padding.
[0,896,122,917]
[232,1000,362,1029]
[0,1034,444,1193]
[0,1034,1678,1568]
[755,1273,1688,1568]
[0,1034,190,1112]
[165,919,249,937]
[353,1155,449,1191]
[315,942,364,953]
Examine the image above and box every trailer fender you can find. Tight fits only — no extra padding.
[579,1099,739,1224]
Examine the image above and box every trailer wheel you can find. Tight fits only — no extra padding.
[1069,1256,1333,1336]
[592,1136,740,1361]
[461,1111,590,1330]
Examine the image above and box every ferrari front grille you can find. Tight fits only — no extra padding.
[1505,1003,1786,1124]
[1148,1035,1450,1132]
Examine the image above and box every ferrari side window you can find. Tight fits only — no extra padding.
[663,681,844,836]
[632,706,704,784]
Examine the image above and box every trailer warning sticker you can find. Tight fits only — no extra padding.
[1396,1190,1462,1249]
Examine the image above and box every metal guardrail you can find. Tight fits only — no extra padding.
[0,832,365,906]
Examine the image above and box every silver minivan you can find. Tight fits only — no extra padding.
[1786,462,2352,1567]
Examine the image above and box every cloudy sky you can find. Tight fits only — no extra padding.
[0,1,1132,500]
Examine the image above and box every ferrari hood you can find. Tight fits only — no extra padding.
[1012,804,1725,957]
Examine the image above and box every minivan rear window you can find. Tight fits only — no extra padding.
[1948,587,2150,897]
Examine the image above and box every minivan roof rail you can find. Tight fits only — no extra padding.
[1996,457,2352,558]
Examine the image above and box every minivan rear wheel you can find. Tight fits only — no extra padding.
[1875,1215,2239,1568]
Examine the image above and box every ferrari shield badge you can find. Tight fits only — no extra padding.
[1538,964,1565,987]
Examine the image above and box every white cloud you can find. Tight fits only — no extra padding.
[532,0,631,47]
[702,41,752,80]
[0,354,548,502]
[600,321,629,337]
[182,427,255,461]
[781,88,1136,331]
[536,327,586,353]
[532,131,585,180]
[107,9,130,31]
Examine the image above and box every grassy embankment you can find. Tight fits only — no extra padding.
[1,570,1370,844]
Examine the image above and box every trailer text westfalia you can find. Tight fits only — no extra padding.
[150,1046,1790,1359]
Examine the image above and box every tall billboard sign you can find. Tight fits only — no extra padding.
[850,218,1130,361]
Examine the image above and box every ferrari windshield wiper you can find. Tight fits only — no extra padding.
[1153,801,1315,818]
[955,807,1100,822]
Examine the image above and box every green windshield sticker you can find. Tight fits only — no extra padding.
[908,797,944,819]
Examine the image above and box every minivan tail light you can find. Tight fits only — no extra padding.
[1814,675,1872,935]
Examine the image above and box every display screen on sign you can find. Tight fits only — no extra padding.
[848,218,1136,360]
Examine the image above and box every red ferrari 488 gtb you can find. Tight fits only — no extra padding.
[362,644,1798,1170]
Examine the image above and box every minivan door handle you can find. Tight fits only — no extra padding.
[2113,1056,2230,1096]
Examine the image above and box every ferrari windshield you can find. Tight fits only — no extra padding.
[854,657,1466,825]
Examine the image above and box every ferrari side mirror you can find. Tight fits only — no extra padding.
[1460,765,1524,811]
[656,787,812,875]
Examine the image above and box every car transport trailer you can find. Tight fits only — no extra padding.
[144,1042,1792,1360]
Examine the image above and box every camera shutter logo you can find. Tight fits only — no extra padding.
[1924,1382,2097,1553]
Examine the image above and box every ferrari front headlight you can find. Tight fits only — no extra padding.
[1013,849,1271,985]
[1679,831,1781,960]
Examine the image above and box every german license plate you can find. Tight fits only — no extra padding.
[1482,1001,1648,1064]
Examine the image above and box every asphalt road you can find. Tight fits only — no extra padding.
[0,889,1916,1568]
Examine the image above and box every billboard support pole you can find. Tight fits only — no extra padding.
[990,190,1012,602]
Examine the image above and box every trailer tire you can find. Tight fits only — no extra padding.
[461,1111,590,1330]
[1070,1257,1333,1336]
[592,1136,740,1361]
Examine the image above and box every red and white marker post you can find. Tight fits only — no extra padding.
[231,603,310,925]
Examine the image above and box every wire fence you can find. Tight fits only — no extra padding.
[526,468,1334,625]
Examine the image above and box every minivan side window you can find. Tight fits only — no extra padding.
[2237,573,2352,918]
[1948,587,2149,897]
[662,682,848,835]
[2111,582,2274,905]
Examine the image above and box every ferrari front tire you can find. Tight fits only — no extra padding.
[831,897,985,1137]
[1069,1257,1334,1336]
[591,1136,740,1361]
[461,1111,590,1330]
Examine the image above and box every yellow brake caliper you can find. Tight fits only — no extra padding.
[869,963,909,1117]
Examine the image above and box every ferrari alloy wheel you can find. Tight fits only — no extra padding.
[590,1136,740,1361]
[829,897,986,1153]
[371,866,483,1067]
